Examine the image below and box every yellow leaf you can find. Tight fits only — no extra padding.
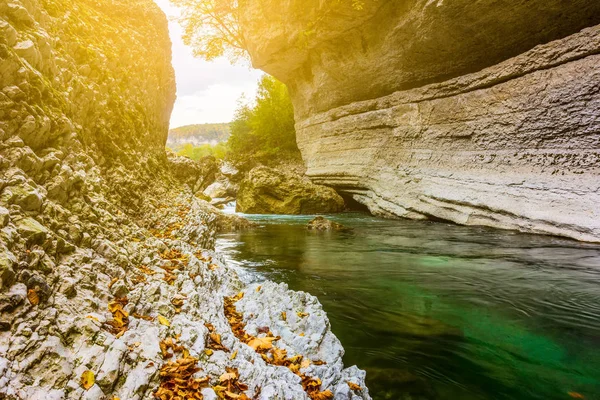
[247,336,277,351]
[219,372,237,382]
[230,350,238,360]
[204,349,213,356]
[281,311,287,321]
[27,289,39,306]
[297,312,308,318]
[86,315,100,322]
[347,381,362,391]
[256,285,261,292]
[108,277,119,290]
[80,370,95,390]
[158,315,170,327]
[301,358,311,369]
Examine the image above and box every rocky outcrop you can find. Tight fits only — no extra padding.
[168,153,219,193]
[0,0,368,399]
[307,217,349,232]
[238,1,600,242]
[237,166,345,214]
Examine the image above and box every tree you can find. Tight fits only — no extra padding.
[169,0,366,63]
[227,75,300,165]
[169,0,247,62]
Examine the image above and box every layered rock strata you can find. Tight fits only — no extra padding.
[239,1,600,242]
[0,0,368,398]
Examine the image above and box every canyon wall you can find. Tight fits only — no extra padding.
[239,0,600,242]
[1,1,369,399]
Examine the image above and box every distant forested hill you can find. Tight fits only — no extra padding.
[167,123,230,147]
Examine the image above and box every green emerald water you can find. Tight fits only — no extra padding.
[216,211,600,400]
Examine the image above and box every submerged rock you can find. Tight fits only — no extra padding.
[307,216,350,232]
[237,166,345,215]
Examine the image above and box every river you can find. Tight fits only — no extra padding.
[216,208,600,400]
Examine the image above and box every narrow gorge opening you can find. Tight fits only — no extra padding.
[1,1,599,400]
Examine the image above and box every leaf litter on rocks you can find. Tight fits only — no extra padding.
[223,293,334,400]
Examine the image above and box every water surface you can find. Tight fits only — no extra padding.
[216,211,600,400]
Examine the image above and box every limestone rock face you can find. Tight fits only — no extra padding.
[239,1,600,242]
[237,166,345,214]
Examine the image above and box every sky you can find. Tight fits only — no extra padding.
[154,0,263,129]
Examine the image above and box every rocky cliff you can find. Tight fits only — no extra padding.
[0,0,368,399]
[239,0,600,242]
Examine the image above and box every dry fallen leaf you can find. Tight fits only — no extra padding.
[247,336,277,352]
[301,358,311,369]
[108,277,119,290]
[210,332,222,345]
[219,371,237,382]
[230,350,238,360]
[281,311,287,321]
[158,315,170,327]
[27,289,39,306]
[205,349,214,356]
[256,285,261,292]
[297,312,309,318]
[80,370,95,390]
[347,381,362,391]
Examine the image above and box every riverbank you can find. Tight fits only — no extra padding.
[217,212,600,400]
[0,159,370,399]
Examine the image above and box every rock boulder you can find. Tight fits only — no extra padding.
[236,166,345,214]
[307,216,350,232]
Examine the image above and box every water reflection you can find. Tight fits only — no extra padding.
[217,213,600,400]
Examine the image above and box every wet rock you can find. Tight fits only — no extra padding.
[307,216,350,232]
[237,166,345,215]
[210,196,235,207]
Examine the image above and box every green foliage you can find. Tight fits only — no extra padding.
[174,142,228,161]
[227,76,300,166]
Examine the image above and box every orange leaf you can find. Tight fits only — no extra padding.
[27,289,39,306]
[247,336,277,352]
